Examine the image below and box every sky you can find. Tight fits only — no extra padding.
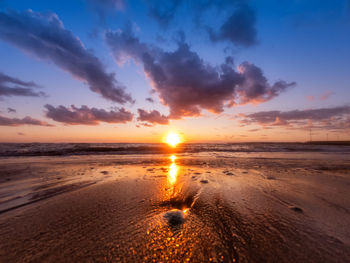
[0,0,349,143]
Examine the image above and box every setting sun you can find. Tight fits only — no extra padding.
[166,132,181,147]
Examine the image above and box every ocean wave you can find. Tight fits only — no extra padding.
[0,143,350,157]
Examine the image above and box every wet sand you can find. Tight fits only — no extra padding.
[0,153,349,262]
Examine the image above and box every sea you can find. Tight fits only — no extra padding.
[0,142,350,158]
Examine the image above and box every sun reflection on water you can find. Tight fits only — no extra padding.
[168,155,178,185]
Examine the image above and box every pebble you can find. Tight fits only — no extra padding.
[164,209,185,226]
[289,206,303,213]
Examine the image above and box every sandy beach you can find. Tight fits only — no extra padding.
[0,152,349,262]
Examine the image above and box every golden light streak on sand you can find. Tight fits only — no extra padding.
[168,161,178,185]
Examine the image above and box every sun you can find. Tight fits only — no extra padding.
[166,132,181,147]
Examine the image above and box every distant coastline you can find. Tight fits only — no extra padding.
[305,141,350,146]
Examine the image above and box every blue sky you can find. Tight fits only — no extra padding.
[0,0,349,142]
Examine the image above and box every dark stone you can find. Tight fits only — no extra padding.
[164,209,185,226]
[289,206,303,213]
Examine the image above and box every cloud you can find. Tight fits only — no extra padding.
[320,91,335,101]
[7,107,16,113]
[306,95,315,102]
[236,62,295,104]
[146,97,154,103]
[143,0,257,47]
[106,29,294,118]
[137,109,169,126]
[306,91,335,102]
[0,72,46,98]
[0,115,53,126]
[145,0,183,28]
[237,105,350,130]
[105,25,150,64]
[45,104,133,125]
[0,10,133,104]
[207,4,257,47]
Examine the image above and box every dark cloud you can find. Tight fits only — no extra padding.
[0,72,46,98]
[237,106,350,130]
[105,25,150,64]
[146,97,154,103]
[0,115,53,126]
[106,29,294,118]
[45,104,133,125]
[0,10,133,104]
[145,0,183,28]
[137,109,169,126]
[143,0,257,47]
[7,107,16,113]
[207,4,257,47]
[236,62,296,104]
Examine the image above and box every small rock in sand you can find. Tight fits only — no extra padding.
[164,209,185,226]
[226,172,234,176]
[266,176,276,180]
[100,171,109,175]
[200,179,209,184]
[289,206,303,213]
